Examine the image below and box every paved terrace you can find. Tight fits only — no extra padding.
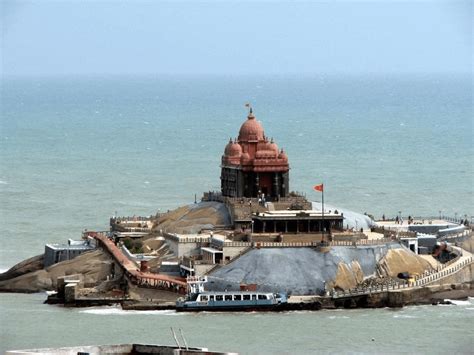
[376,219,457,231]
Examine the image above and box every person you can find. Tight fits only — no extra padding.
[382,214,385,221]
[395,215,399,224]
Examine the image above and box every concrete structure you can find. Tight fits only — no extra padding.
[163,233,211,258]
[56,274,84,303]
[400,236,419,254]
[221,108,289,199]
[91,232,187,293]
[252,210,344,234]
[6,343,238,354]
[44,239,96,267]
[110,215,153,239]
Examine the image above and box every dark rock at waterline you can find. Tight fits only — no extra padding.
[0,250,112,293]
[0,254,44,281]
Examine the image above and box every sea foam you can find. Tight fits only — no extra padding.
[444,299,473,306]
[79,306,179,316]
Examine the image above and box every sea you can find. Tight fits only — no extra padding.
[0,74,472,353]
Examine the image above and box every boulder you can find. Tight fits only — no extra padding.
[0,250,112,293]
[152,201,231,234]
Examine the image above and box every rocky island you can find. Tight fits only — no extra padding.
[1,108,472,310]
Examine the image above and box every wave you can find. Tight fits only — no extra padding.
[328,315,350,319]
[393,314,418,319]
[444,299,473,306]
[79,306,179,316]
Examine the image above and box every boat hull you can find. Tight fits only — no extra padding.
[176,303,287,312]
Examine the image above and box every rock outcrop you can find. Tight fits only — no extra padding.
[152,201,231,234]
[331,260,365,291]
[377,248,433,278]
[0,254,44,281]
[0,250,112,293]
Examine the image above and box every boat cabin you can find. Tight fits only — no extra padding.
[195,292,277,302]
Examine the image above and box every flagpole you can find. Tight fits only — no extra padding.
[313,183,325,245]
[321,185,325,243]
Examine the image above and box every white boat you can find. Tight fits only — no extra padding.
[176,276,287,312]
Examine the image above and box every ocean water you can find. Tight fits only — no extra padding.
[0,293,473,354]
[0,74,472,352]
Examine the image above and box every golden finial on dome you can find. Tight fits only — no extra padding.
[245,102,253,116]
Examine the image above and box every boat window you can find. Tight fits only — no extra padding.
[234,294,242,301]
[216,295,223,301]
[209,295,214,301]
[243,294,251,300]
[201,295,208,301]
[252,295,257,300]
[225,295,232,301]
[258,294,267,300]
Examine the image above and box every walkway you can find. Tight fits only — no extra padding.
[90,232,187,293]
[332,247,473,299]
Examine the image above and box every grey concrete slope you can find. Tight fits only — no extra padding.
[208,245,399,295]
[312,201,375,230]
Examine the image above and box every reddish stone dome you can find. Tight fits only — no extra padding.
[228,142,242,157]
[238,113,264,142]
[224,139,234,155]
[224,139,242,159]
[268,139,279,155]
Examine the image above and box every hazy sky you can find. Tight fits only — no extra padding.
[1,0,472,76]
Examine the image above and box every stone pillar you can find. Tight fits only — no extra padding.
[64,283,78,305]
[237,170,244,197]
[281,171,290,197]
[255,173,260,196]
[273,173,279,198]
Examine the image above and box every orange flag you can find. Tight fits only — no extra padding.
[313,184,324,192]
